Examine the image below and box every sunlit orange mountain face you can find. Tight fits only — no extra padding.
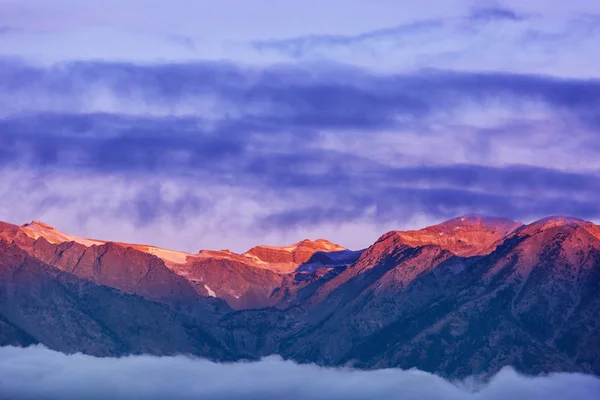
[2,215,600,379]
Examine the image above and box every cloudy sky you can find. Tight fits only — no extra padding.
[1,0,599,252]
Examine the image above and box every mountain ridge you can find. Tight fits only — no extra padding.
[1,214,600,378]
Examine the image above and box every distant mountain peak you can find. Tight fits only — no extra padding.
[518,216,600,242]
[22,220,56,230]
[245,238,345,254]
[388,215,523,257]
[527,216,587,229]
[296,238,345,251]
[439,214,522,228]
[242,238,347,273]
[20,220,105,247]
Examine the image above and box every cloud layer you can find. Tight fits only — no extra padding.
[1,346,599,400]
[1,58,600,251]
[1,1,599,251]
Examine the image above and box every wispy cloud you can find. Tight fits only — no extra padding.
[253,5,531,60]
[468,6,529,22]
[253,19,446,58]
[250,9,600,76]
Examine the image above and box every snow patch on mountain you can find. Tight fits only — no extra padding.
[21,221,105,247]
[138,246,192,265]
[203,284,216,297]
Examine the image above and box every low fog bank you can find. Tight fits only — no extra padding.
[1,346,599,400]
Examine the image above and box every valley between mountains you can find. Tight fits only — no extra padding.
[1,215,599,378]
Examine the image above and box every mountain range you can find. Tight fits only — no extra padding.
[1,214,599,378]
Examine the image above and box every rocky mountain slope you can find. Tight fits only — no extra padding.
[7,221,359,309]
[1,215,599,378]
[0,240,232,358]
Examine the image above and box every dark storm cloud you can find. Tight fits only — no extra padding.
[260,184,600,230]
[0,113,244,172]
[1,60,599,130]
[2,60,600,231]
[2,111,599,190]
[118,184,211,226]
[1,346,599,400]
[7,120,600,228]
[246,163,600,228]
[2,111,600,228]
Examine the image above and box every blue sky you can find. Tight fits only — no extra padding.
[1,0,599,252]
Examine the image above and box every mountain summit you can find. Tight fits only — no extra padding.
[390,215,523,256]
[243,238,347,273]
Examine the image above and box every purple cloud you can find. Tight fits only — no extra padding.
[0,59,599,248]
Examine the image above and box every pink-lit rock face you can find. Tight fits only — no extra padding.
[2,215,600,313]
[243,239,347,273]
[306,215,522,305]
[179,257,283,309]
[0,222,200,304]
[515,216,600,241]
[29,237,199,304]
[390,215,523,257]
[0,221,354,309]
[21,221,105,247]
[481,216,600,283]
[0,240,232,358]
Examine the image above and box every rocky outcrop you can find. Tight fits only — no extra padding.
[1,221,356,309]
[27,237,200,304]
[392,215,523,257]
[243,239,347,273]
[180,256,283,309]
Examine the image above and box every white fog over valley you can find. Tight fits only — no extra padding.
[1,346,599,400]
